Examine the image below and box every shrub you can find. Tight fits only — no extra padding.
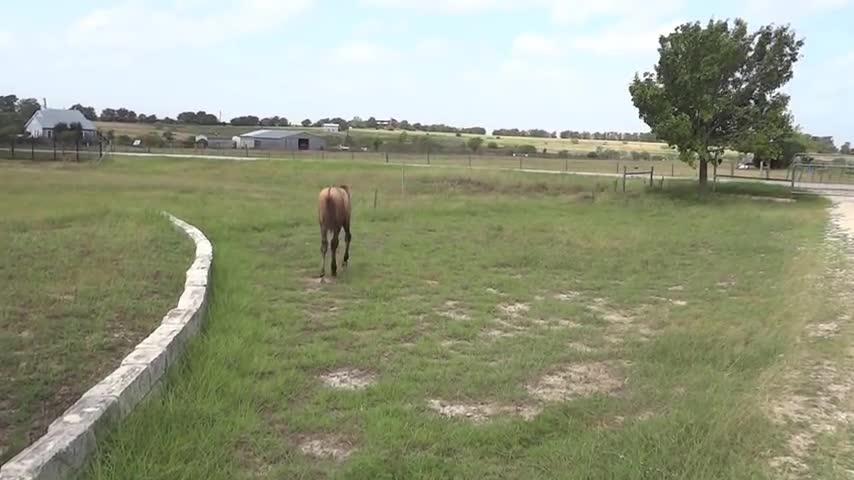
[516,144,537,155]
[558,150,570,158]
[116,135,132,146]
[487,141,499,149]
[587,151,598,159]
[570,138,580,144]
[455,132,462,137]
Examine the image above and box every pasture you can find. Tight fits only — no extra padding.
[95,121,679,158]
[2,157,853,479]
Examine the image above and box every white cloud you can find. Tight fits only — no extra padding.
[361,0,682,24]
[0,31,12,50]
[331,41,399,64]
[353,18,410,35]
[512,33,561,57]
[549,0,681,24]
[744,0,851,21]
[67,0,312,51]
[415,37,450,57]
[360,0,510,13]
[569,20,681,55]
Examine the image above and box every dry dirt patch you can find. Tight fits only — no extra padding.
[319,368,376,390]
[805,322,841,338]
[527,362,624,403]
[298,434,356,461]
[437,301,471,321]
[427,399,541,423]
[498,302,530,317]
[554,291,581,301]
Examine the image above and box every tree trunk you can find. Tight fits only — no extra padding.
[698,158,708,189]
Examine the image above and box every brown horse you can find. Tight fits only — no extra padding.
[317,185,352,278]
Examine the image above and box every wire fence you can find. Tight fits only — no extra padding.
[0,139,105,162]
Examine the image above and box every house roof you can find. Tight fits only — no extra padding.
[239,129,319,139]
[26,109,96,131]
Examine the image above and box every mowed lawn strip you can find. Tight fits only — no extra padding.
[0,158,842,479]
[0,186,191,463]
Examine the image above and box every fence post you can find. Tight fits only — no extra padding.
[660,176,664,189]
[650,166,654,187]
[31,139,35,160]
[791,166,796,190]
[564,157,568,172]
[53,139,57,161]
[617,162,620,174]
[519,156,523,170]
[10,139,14,159]
[373,188,378,209]
[386,152,389,163]
[622,166,627,193]
[76,140,80,162]
[671,162,674,177]
[713,161,718,192]
[427,152,430,165]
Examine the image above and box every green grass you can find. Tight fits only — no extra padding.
[1,156,850,479]
[0,175,191,463]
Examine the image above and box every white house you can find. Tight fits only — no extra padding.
[322,123,340,133]
[24,109,97,140]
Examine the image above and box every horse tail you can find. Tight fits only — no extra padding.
[320,187,336,228]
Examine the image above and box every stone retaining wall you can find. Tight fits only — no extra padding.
[0,213,213,480]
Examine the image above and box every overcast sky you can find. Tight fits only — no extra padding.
[0,0,851,141]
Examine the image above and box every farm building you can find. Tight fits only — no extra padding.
[237,130,327,150]
[195,135,234,149]
[24,109,97,140]
[322,123,340,133]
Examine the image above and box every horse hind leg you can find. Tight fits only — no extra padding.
[319,227,329,279]
[330,229,340,277]
[343,221,352,267]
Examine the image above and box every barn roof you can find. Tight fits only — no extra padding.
[239,129,320,139]
[26,109,96,130]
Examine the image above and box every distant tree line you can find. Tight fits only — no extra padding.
[3,93,851,160]
[559,130,660,142]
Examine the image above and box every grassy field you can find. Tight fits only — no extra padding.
[3,157,854,479]
[0,168,191,463]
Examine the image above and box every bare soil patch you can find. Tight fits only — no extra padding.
[805,322,841,338]
[498,302,530,317]
[427,399,541,423]
[437,301,471,321]
[527,362,624,403]
[554,292,581,301]
[298,434,356,461]
[319,368,376,390]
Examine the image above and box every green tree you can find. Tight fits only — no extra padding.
[301,118,312,127]
[17,98,40,120]
[144,132,165,150]
[841,142,851,155]
[70,104,98,121]
[372,137,383,151]
[162,130,175,146]
[735,101,796,168]
[629,19,803,188]
[467,136,484,153]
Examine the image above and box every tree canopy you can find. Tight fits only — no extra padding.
[629,19,803,187]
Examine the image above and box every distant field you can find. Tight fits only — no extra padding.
[95,121,680,158]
